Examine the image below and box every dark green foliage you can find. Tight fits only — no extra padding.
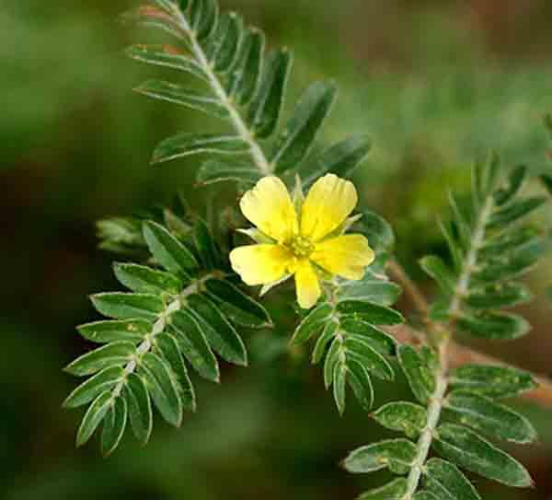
[343,439,417,474]
[424,458,481,500]
[291,214,403,414]
[357,478,408,500]
[449,364,537,399]
[372,402,427,438]
[397,345,436,404]
[423,157,547,339]
[64,217,271,454]
[433,424,533,487]
[443,391,536,443]
[126,0,372,185]
[345,157,544,500]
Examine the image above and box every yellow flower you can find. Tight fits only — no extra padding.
[230,174,375,309]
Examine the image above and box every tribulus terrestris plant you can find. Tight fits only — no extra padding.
[64,0,552,498]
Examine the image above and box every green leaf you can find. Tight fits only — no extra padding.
[96,217,145,254]
[343,439,417,474]
[357,478,408,500]
[478,227,540,260]
[487,197,546,229]
[114,262,183,295]
[336,300,404,325]
[339,318,396,355]
[193,219,220,269]
[337,278,401,308]
[76,392,113,447]
[424,458,481,500]
[446,192,472,251]
[397,345,436,404]
[196,160,261,186]
[312,322,337,364]
[272,81,337,174]
[101,396,128,456]
[347,358,374,411]
[247,48,292,138]
[231,28,264,105]
[450,364,537,399]
[464,283,532,309]
[494,166,527,206]
[126,45,206,81]
[143,220,199,275]
[91,293,163,321]
[123,373,152,446]
[140,352,183,427]
[65,341,136,377]
[186,294,247,366]
[303,135,371,185]
[77,319,151,344]
[290,303,333,345]
[413,493,439,500]
[456,312,530,340]
[170,309,220,381]
[372,402,427,438]
[420,255,456,295]
[345,336,394,381]
[212,13,242,72]
[190,0,218,39]
[63,367,124,408]
[473,237,546,283]
[359,210,395,252]
[362,480,411,500]
[433,424,533,487]
[323,337,342,389]
[152,132,248,164]
[124,5,184,40]
[154,333,196,411]
[205,279,272,327]
[135,80,229,119]
[444,391,536,443]
[439,220,463,272]
[333,362,347,415]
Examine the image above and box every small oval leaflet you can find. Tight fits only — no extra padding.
[432,424,533,488]
[372,402,427,438]
[343,439,417,474]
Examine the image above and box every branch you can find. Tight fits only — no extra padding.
[170,4,272,176]
[404,342,449,499]
[111,273,218,399]
[387,260,429,318]
[386,324,552,409]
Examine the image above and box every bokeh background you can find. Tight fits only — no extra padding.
[2,0,552,498]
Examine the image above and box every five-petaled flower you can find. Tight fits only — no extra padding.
[230,174,375,309]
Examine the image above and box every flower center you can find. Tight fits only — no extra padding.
[289,235,314,258]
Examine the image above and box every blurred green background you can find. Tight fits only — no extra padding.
[2,0,552,498]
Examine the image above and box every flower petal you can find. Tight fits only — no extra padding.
[311,234,375,280]
[230,244,293,285]
[301,174,358,242]
[295,260,321,309]
[240,177,298,243]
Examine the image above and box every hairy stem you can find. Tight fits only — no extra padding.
[404,343,449,499]
[111,274,217,399]
[403,192,496,499]
[171,4,272,176]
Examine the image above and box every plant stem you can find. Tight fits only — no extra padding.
[402,192,496,499]
[404,342,449,499]
[111,274,217,399]
[388,260,429,318]
[171,5,272,176]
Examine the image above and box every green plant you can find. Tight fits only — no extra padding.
[64,0,552,498]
